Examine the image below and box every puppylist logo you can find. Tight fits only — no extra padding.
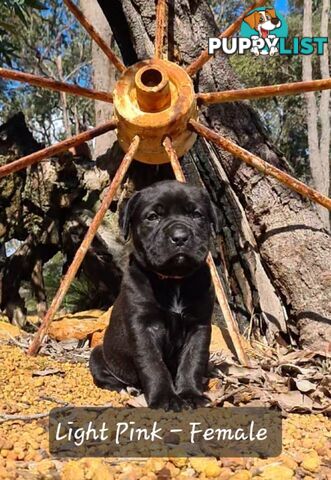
[208,4,328,57]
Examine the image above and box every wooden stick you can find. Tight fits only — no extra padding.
[27,136,139,356]
[64,0,126,73]
[0,412,49,423]
[155,0,167,59]
[189,119,331,211]
[185,0,267,77]
[163,136,185,181]
[0,67,113,103]
[0,120,118,178]
[197,78,331,104]
[163,136,249,366]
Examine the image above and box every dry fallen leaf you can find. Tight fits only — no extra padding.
[126,394,148,408]
[294,379,316,393]
[273,391,313,412]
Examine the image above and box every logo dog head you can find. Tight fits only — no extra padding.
[244,8,281,38]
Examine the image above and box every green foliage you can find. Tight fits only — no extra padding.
[210,0,323,178]
[0,0,45,64]
[42,252,100,313]
[0,0,94,144]
[210,0,252,31]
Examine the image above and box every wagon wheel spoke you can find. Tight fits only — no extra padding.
[154,0,168,59]
[0,68,113,103]
[163,137,185,182]
[0,120,118,178]
[163,136,249,366]
[64,0,126,73]
[189,119,331,211]
[185,0,267,77]
[196,78,331,104]
[27,135,140,356]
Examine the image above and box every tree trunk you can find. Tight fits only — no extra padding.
[80,0,116,158]
[319,0,330,226]
[56,55,71,139]
[97,0,331,349]
[302,0,330,228]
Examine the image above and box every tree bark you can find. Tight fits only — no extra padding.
[302,0,330,228]
[80,0,116,158]
[97,0,331,349]
[319,0,330,225]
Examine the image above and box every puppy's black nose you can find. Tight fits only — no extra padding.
[169,227,189,246]
[271,17,280,25]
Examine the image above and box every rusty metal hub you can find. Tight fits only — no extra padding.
[113,59,198,164]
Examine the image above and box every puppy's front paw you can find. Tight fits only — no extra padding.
[149,393,187,412]
[177,390,210,408]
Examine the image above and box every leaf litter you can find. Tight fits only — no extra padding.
[0,322,330,479]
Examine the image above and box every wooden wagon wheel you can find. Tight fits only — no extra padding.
[0,0,330,363]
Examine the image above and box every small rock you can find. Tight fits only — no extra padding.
[91,330,105,348]
[144,458,166,473]
[2,440,13,450]
[190,458,221,477]
[222,458,247,469]
[301,452,321,473]
[260,465,294,480]
[169,457,188,468]
[164,462,180,477]
[49,308,112,341]
[230,471,252,480]
[279,455,297,470]
[92,463,115,480]
[61,461,85,480]
[301,438,313,449]
[0,467,8,479]
[0,321,22,339]
[34,377,44,387]
[156,467,171,480]
[216,467,233,480]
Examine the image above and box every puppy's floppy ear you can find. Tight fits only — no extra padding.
[244,11,259,30]
[119,191,141,240]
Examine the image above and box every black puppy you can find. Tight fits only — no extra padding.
[89,180,217,410]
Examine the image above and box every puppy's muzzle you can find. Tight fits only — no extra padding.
[167,223,192,247]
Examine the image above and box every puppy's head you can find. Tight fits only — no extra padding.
[120,180,218,277]
[244,8,281,37]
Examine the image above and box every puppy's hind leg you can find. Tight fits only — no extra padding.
[89,345,125,392]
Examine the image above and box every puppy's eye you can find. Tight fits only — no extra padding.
[146,212,159,222]
[260,16,264,22]
[266,14,271,20]
[192,210,202,219]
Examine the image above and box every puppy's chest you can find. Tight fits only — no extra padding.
[169,284,185,316]
[157,284,190,319]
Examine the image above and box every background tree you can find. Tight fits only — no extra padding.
[0,0,94,144]
[217,0,330,227]
[302,0,330,228]
[80,0,117,158]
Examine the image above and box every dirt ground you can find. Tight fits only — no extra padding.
[0,342,330,480]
